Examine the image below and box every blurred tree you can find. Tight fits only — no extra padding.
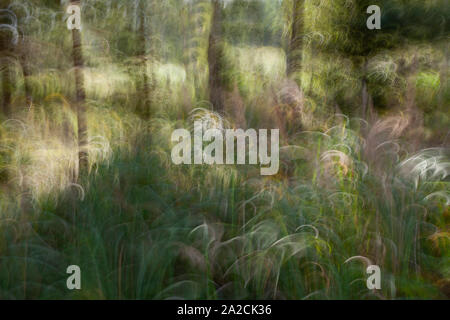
[310,0,449,119]
[208,0,226,112]
[222,0,266,46]
[0,31,13,117]
[189,0,213,100]
[0,0,16,117]
[69,0,88,175]
[330,0,396,119]
[9,1,34,110]
[138,0,151,119]
[286,0,305,79]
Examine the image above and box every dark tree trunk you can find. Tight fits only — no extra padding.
[138,0,150,119]
[207,0,225,112]
[286,0,305,78]
[361,59,371,121]
[278,0,306,132]
[70,0,88,175]
[0,27,13,117]
[18,44,32,110]
[440,43,448,108]
[1,58,12,117]
[361,78,369,120]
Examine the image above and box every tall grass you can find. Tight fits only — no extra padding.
[0,93,447,298]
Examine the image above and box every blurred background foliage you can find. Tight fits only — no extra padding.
[0,0,448,299]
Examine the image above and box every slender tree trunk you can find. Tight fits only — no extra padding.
[1,58,12,117]
[191,0,207,100]
[361,59,370,120]
[70,0,88,175]
[277,0,305,132]
[207,0,224,112]
[18,45,32,110]
[439,43,448,108]
[405,55,424,148]
[138,0,150,119]
[361,79,369,120]
[182,5,189,68]
[0,28,13,117]
[286,0,305,79]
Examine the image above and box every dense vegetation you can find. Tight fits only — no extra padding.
[0,0,448,299]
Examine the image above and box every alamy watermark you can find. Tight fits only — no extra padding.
[366,265,381,290]
[171,121,280,176]
[66,3,381,31]
[66,4,81,30]
[367,5,381,30]
[66,265,81,290]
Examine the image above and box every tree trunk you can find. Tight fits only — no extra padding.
[191,0,207,101]
[286,0,305,79]
[0,27,13,117]
[70,0,88,175]
[361,78,369,120]
[18,44,32,110]
[1,58,12,117]
[279,0,306,132]
[207,0,225,113]
[439,43,448,108]
[138,0,150,119]
[361,59,371,121]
